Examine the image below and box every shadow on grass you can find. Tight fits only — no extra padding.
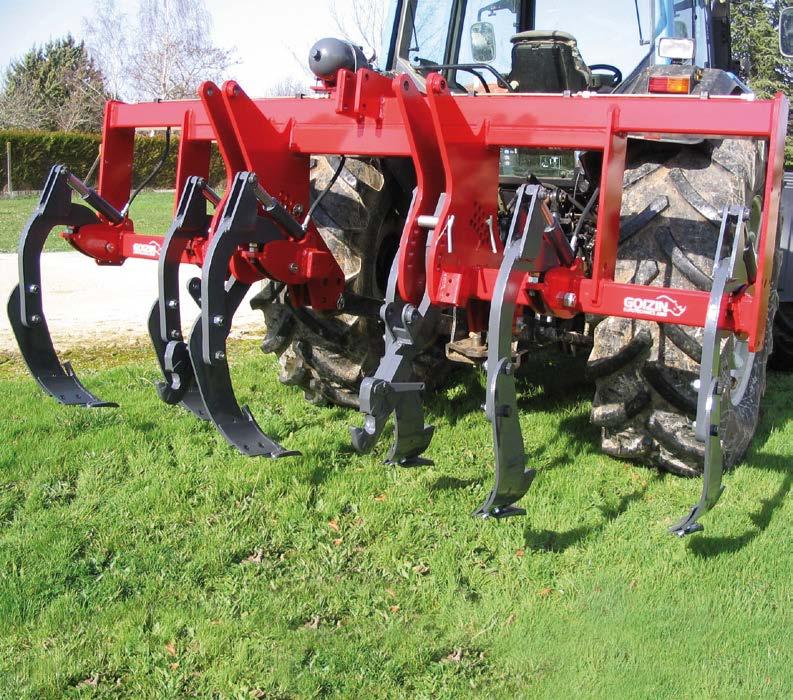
[686,372,793,556]
[688,454,792,558]
[430,476,481,491]
[423,351,592,428]
[522,480,657,553]
[426,356,597,501]
[427,409,599,496]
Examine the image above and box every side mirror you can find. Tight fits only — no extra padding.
[471,22,496,63]
[781,7,793,58]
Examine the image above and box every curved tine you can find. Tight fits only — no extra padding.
[350,254,405,455]
[668,376,725,537]
[146,299,209,420]
[188,280,298,458]
[150,176,212,412]
[474,185,543,519]
[158,177,211,344]
[188,171,298,458]
[669,263,731,537]
[351,199,438,466]
[7,165,116,407]
[350,377,392,453]
[668,206,752,537]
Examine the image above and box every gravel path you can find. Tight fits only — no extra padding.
[0,252,264,355]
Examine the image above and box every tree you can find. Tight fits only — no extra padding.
[0,35,108,132]
[330,0,385,64]
[265,76,311,97]
[731,0,793,163]
[84,0,236,102]
[82,0,129,100]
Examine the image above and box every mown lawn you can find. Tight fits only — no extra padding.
[0,342,791,697]
[0,191,176,253]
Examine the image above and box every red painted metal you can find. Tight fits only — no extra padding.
[64,70,787,350]
[395,75,446,304]
[174,108,212,207]
[424,73,503,308]
[220,80,345,308]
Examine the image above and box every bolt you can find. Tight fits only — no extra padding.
[562,292,577,308]
[167,299,178,309]
[105,243,115,253]
[289,262,299,274]
[693,379,701,391]
[170,330,181,340]
[213,315,225,327]
[402,304,418,325]
[206,87,214,97]
[292,203,304,218]
[27,284,39,294]
[336,295,345,311]
[29,314,42,324]
[214,351,226,361]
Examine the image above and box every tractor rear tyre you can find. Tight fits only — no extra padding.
[252,156,445,408]
[769,302,793,370]
[587,140,777,477]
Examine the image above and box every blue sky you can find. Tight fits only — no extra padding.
[0,0,346,95]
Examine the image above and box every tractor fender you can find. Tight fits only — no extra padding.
[776,172,793,302]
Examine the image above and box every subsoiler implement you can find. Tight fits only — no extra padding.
[8,2,792,535]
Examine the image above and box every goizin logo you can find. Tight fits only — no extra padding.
[623,294,687,319]
[132,240,162,259]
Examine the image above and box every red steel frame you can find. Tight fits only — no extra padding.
[64,69,789,351]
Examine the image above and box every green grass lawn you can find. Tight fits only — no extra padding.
[0,192,177,253]
[0,342,791,697]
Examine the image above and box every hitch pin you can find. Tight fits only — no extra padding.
[417,214,454,253]
[486,215,498,254]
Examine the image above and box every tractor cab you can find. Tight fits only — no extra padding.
[381,1,734,96]
[377,1,741,182]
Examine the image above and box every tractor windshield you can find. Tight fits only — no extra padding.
[531,1,652,79]
[399,0,712,92]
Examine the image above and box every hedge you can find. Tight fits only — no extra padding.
[0,129,226,193]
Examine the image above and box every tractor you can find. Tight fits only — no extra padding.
[8,0,793,535]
